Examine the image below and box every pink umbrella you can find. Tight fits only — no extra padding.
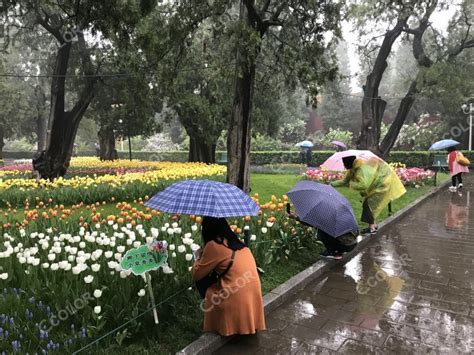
[321,149,381,171]
[330,140,347,149]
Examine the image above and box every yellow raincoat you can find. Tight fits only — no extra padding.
[332,158,406,218]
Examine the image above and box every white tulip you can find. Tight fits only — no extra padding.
[73,236,81,243]
[114,253,122,261]
[0,273,8,280]
[161,227,167,232]
[119,271,128,278]
[109,241,116,248]
[261,227,268,234]
[84,275,94,284]
[177,245,186,253]
[146,237,154,244]
[191,243,200,251]
[94,306,101,314]
[117,246,125,253]
[79,242,86,249]
[185,254,193,261]
[151,228,159,238]
[126,223,132,229]
[91,264,101,272]
[50,263,59,271]
[18,257,26,264]
[266,222,274,228]
[250,234,257,241]
[167,228,174,236]
[191,224,198,232]
[113,224,118,230]
[133,241,141,248]
[174,227,182,235]
[168,244,175,251]
[126,239,133,246]
[164,223,170,228]
[93,289,102,298]
[95,223,101,230]
[137,289,146,297]
[68,255,75,262]
[42,263,50,269]
[171,252,176,258]
[244,225,250,230]
[107,261,118,269]
[105,251,113,258]
[162,265,174,274]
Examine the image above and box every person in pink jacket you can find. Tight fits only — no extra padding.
[447,146,469,192]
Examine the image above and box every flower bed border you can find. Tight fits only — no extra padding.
[176,179,450,355]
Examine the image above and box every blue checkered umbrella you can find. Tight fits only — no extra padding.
[144,180,259,217]
[287,180,358,237]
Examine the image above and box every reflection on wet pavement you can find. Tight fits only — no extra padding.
[214,180,474,354]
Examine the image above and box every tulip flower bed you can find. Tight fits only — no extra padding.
[0,195,318,354]
[0,159,226,208]
[304,166,435,187]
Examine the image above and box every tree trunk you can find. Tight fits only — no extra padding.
[227,61,256,193]
[98,125,118,161]
[379,81,418,158]
[35,115,48,152]
[226,0,261,193]
[34,34,98,179]
[188,137,216,163]
[0,126,4,160]
[358,18,407,154]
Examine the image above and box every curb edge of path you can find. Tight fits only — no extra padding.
[176,179,450,355]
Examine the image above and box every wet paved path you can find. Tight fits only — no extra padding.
[215,178,474,354]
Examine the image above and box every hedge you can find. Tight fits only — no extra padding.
[3,150,474,168]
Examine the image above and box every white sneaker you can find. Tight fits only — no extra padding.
[449,186,457,192]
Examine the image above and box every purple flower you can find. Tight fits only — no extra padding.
[11,340,20,351]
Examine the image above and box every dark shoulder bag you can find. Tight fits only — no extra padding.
[195,250,236,299]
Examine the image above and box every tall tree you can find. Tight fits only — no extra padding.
[1,0,157,178]
[226,0,341,192]
[356,0,473,157]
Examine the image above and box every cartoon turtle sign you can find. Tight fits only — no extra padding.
[120,241,169,325]
[120,244,168,276]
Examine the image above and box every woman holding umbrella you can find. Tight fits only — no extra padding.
[429,139,470,192]
[145,180,265,336]
[331,156,406,235]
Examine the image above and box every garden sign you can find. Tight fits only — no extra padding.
[120,242,169,324]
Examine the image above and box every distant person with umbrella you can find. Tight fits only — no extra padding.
[287,180,359,260]
[331,140,347,152]
[331,156,406,235]
[447,145,469,192]
[429,139,469,192]
[296,139,314,167]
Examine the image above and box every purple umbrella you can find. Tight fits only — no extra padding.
[331,140,347,149]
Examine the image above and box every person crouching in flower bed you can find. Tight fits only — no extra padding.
[331,156,406,235]
[192,217,265,336]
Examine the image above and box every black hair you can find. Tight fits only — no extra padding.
[201,217,246,251]
[447,146,456,152]
[342,155,357,170]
